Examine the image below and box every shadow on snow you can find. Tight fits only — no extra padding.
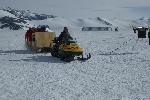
[0,49,65,63]
[98,52,139,56]
[21,55,64,63]
[0,49,33,54]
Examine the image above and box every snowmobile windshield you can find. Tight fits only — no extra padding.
[67,38,76,43]
[63,38,76,45]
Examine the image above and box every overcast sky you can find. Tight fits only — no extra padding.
[0,0,150,18]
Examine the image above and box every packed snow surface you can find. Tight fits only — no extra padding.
[0,0,150,100]
[0,23,150,100]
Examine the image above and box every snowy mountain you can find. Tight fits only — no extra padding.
[139,17,150,25]
[2,7,56,20]
[0,7,56,30]
[0,7,116,31]
[0,7,149,31]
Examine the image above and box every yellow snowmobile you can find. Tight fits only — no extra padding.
[51,37,91,62]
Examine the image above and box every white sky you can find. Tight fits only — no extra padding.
[0,0,150,18]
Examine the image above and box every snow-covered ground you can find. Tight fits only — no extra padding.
[0,24,150,100]
[0,0,150,100]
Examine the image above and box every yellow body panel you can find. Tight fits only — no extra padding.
[59,43,83,53]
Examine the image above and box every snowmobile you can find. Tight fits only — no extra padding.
[51,37,91,62]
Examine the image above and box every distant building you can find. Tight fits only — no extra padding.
[82,26,112,31]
